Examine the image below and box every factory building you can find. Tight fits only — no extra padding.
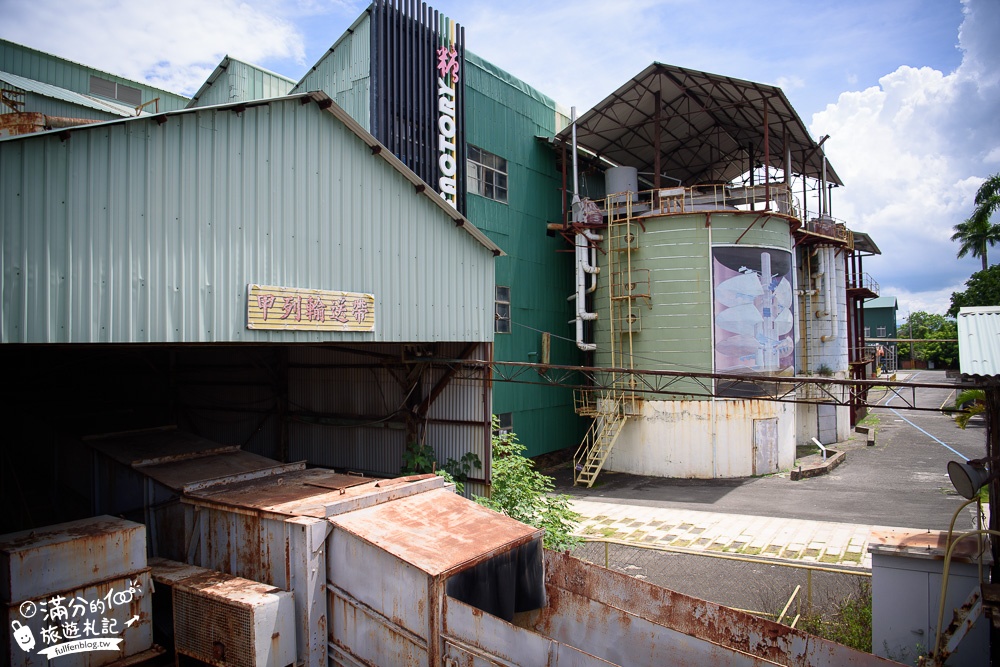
[1,0,882,519]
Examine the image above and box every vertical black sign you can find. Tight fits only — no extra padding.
[370,0,466,214]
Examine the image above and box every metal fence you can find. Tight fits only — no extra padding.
[572,538,870,625]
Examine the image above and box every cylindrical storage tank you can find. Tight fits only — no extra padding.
[605,166,638,198]
[592,209,797,478]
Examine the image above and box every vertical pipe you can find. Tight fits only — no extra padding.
[821,152,829,217]
[571,106,579,196]
[802,150,808,221]
[784,130,792,187]
[561,141,568,223]
[654,90,661,198]
[763,101,770,210]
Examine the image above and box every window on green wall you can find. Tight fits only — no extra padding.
[495,286,511,333]
[877,326,886,337]
[468,145,508,203]
[496,412,513,435]
[864,327,871,337]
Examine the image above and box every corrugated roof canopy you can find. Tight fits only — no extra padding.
[558,63,841,187]
[958,307,1000,377]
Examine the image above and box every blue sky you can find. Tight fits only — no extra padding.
[2,0,998,318]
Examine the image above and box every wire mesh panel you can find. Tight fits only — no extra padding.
[572,540,868,620]
[174,588,255,666]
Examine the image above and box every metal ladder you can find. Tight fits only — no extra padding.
[573,393,628,487]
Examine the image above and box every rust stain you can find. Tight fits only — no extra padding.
[330,488,540,576]
[540,551,888,666]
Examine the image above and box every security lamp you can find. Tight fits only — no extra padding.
[947,460,993,500]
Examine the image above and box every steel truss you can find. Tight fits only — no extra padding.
[412,359,966,413]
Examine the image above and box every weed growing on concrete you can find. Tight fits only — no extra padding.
[797,580,872,653]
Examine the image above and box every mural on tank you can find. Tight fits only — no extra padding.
[712,247,794,394]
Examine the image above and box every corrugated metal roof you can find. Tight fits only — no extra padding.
[1,38,189,111]
[0,70,148,117]
[556,62,841,187]
[863,296,897,309]
[958,306,1000,377]
[331,487,540,575]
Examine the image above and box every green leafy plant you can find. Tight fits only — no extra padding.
[474,417,581,551]
[401,442,437,474]
[954,388,986,429]
[815,363,834,377]
[401,442,481,495]
[797,580,872,653]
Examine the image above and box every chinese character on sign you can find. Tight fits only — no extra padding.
[436,44,460,84]
[257,293,277,321]
[280,295,302,321]
[352,298,369,324]
[305,296,327,323]
[330,297,349,324]
[247,285,374,331]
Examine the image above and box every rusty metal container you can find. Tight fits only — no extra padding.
[0,516,146,604]
[328,486,544,666]
[150,558,296,667]
[3,570,153,667]
[1,517,152,666]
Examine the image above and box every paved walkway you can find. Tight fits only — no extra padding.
[571,499,882,568]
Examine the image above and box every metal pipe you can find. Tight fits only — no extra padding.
[572,106,579,196]
[763,102,770,210]
[571,107,598,352]
[930,528,1000,664]
[817,135,830,217]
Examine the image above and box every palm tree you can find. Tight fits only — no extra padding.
[955,388,986,429]
[953,173,1000,271]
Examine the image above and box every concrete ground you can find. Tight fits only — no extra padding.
[549,370,988,569]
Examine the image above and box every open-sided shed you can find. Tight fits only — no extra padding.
[0,91,501,531]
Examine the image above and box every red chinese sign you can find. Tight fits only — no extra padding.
[247,284,375,332]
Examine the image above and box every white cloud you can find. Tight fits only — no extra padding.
[774,75,805,91]
[1,0,307,94]
[811,0,1000,317]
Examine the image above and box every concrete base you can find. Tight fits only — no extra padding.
[790,449,845,480]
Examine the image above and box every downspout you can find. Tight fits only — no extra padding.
[570,106,598,352]
[821,246,840,343]
[708,219,717,478]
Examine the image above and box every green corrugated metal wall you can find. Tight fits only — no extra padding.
[188,59,296,108]
[0,39,189,111]
[0,97,495,344]
[291,15,372,131]
[593,212,793,395]
[465,52,584,457]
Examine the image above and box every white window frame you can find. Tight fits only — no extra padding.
[468,145,508,203]
[495,286,511,333]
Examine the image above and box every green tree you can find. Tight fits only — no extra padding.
[897,311,958,368]
[475,418,580,551]
[952,173,1000,271]
[948,264,1000,317]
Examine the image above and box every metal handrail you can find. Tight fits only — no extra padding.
[848,272,879,294]
[573,183,806,226]
[573,392,624,478]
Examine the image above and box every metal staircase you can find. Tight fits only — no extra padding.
[573,392,629,487]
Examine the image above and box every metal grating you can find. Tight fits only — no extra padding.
[88,74,116,99]
[174,587,255,666]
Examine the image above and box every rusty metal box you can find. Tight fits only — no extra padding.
[4,569,152,667]
[0,516,147,605]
